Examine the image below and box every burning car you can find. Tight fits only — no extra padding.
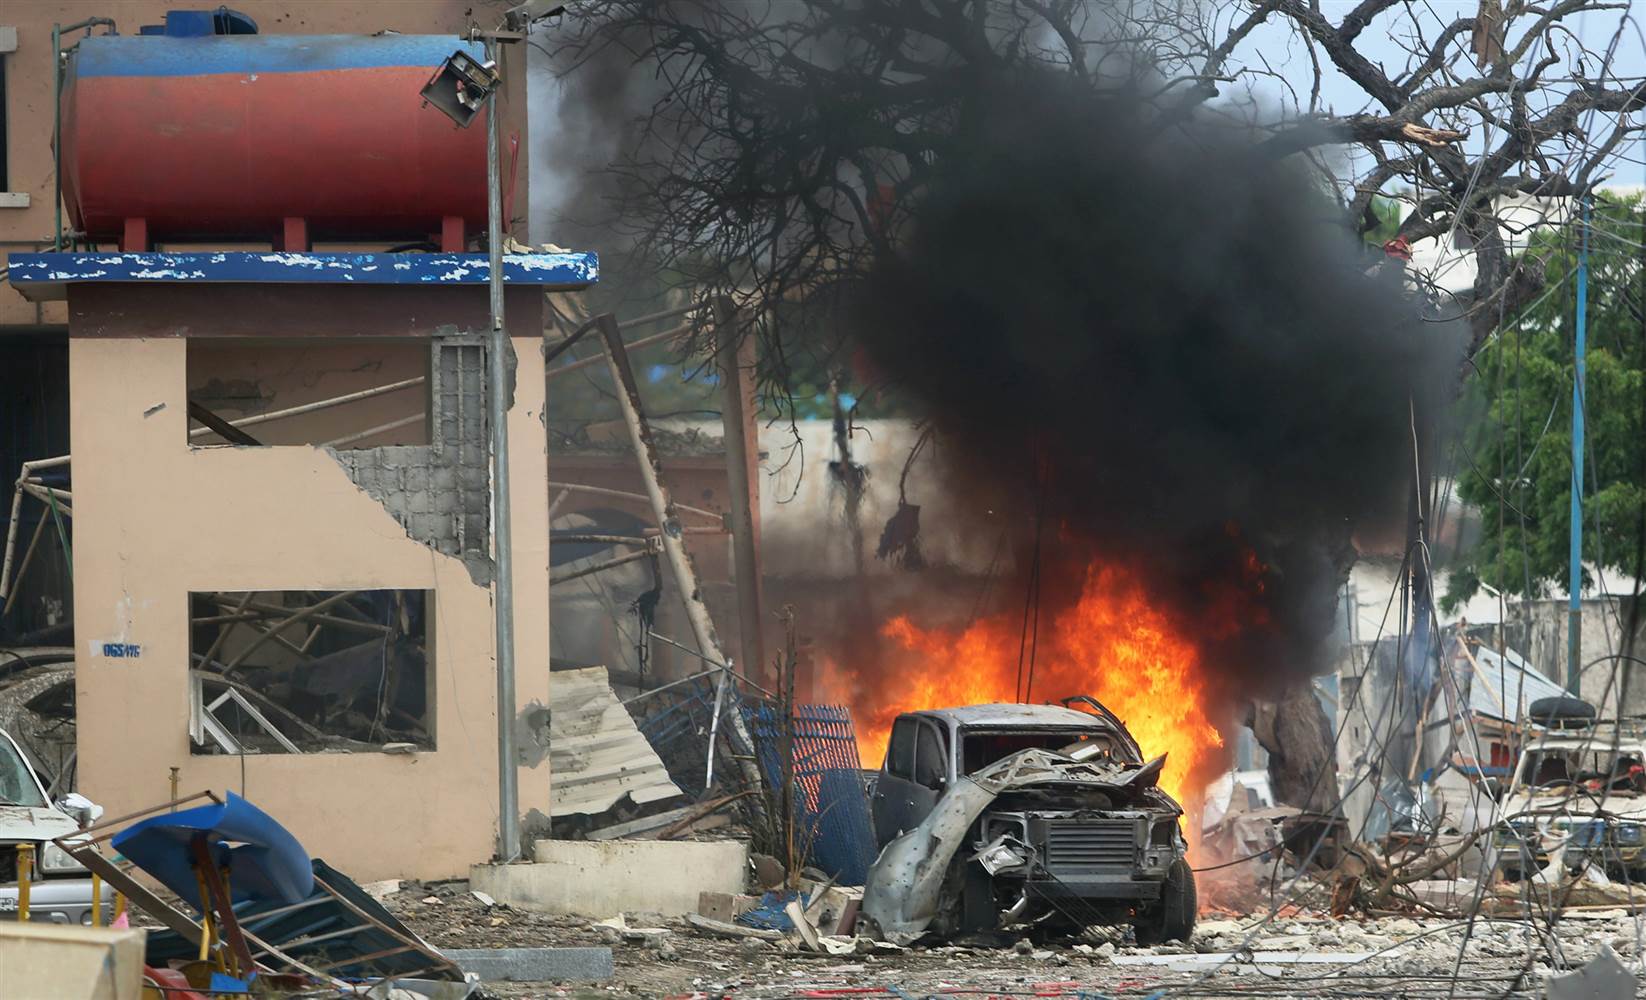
[861,699,1194,944]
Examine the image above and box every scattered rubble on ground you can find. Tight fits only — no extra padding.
[378,877,1646,998]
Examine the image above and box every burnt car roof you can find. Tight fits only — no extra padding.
[912,703,1116,729]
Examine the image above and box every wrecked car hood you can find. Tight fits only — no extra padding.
[1504,786,1646,819]
[1502,790,1646,831]
[0,804,78,842]
[968,747,1174,799]
[860,748,1169,943]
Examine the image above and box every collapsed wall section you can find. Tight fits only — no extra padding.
[324,337,493,583]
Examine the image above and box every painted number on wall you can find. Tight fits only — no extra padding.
[101,643,142,658]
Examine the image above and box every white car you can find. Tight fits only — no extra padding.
[1496,719,1646,881]
[0,726,111,924]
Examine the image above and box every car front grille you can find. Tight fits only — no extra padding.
[1043,819,1135,872]
[1569,820,1607,848]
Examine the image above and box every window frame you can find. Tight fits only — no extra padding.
[887,717,916,779]
[912,719,949,790]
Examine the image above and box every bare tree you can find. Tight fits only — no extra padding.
[548,0,1645,360]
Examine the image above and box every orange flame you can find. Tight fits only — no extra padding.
[818,562,1226,806]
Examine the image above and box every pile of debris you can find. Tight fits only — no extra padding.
[376,879,1641,998]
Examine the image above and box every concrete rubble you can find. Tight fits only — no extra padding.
[374,881,1646,998]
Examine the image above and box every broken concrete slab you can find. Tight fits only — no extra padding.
[472,839,747,917]
[698,890,762,923]
[1546,944,1634,1000]
[687,913,785,941]
[1112,949,1408,974]
[441,946,613,983]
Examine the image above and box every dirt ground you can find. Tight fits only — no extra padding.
[382,879,1643,999]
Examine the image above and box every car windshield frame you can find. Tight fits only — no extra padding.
[1517,744,1646,793]
[960,725,1141,775]
[0,733,47,808]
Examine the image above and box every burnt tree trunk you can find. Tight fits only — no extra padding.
[1248,686,1341,818]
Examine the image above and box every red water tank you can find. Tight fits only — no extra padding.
[60,33,489,246]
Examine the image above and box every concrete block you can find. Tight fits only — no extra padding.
[442,946,612,983]
[0,922,146,999]
[348,462,379,490]
[411,512,451,542]
[698,890,761,923]
[473,839,749,918]
[430,465,457,491]
[404,464,430,493]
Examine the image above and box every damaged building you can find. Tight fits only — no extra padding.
[0,5,598,881]
[13,254,595,883]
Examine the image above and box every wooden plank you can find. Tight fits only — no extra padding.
[686,913,783,941]
[584,804,696,841]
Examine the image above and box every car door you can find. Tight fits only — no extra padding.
[908,718,950,823]
[871,717,921,848]
[871,716,949,849]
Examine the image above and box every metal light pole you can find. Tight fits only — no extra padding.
[1567,196,1590,696]
[484,36,520,862]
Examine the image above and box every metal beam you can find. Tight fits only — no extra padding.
[714,296,768,683]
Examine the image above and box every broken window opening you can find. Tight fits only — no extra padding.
[912,721,947,790]
[185,339,434,449]
[960,729,1133,775]
[188,589,435,755]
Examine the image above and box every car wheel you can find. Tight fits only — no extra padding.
[1136,859,1196,945]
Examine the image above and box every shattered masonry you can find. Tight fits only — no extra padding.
[330,334,494,585]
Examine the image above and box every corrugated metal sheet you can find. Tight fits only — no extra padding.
[551,666,682,817]
[1464,645,1568,722]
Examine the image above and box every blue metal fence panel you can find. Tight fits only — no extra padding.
[742,704,877,886]
[632,674,723,797]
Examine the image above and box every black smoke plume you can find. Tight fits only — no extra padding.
[847,75,1462,710]
[541,4,1464,723]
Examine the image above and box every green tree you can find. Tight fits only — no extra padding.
[1447,195,1646,608]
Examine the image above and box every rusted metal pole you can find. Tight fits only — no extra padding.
[15,844,31,921]
[714,297,768,683]
[599,314,765,802]
[188,376,426,440]
[545,481,723,523]
[550,547,658,587]
[0,513,49,617]
[599,314,727,667]
[546,322,696,380]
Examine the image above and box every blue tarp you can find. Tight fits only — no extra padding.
[112,792,313,910]
[736,890,810,932]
